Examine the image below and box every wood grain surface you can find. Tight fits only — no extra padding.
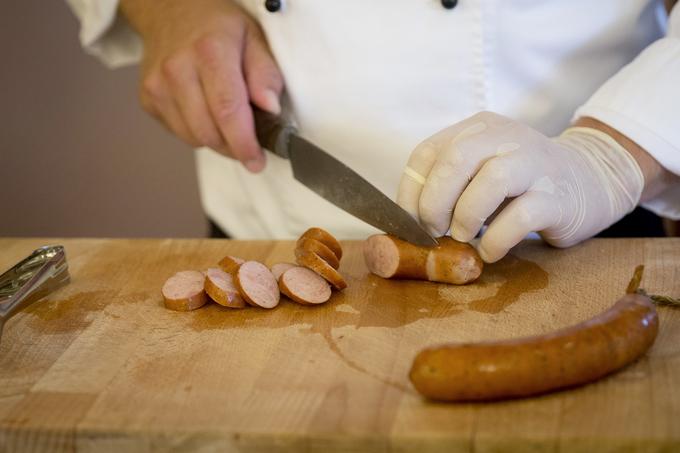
[0,238,678,452]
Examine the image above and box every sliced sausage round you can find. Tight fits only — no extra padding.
[279,266,332,305]
[204,267,246,308]
[299,227,343,261]
[296,237,340,270]
[234,261,280,309]
[295,249,347,290]
[218,255,245,275]
[162,270,208,311]
[271,262,296,280]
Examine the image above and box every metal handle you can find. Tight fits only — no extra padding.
[253,105,297,159]
[0,245,70,342]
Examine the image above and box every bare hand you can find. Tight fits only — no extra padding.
[121,0,283,172]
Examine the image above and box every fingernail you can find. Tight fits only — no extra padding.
[477,245,492,263]
[245,158,265,173]
[450,220,472,242]
[425,225,443,238]
[478,244,501,263]
[262,90,281,115]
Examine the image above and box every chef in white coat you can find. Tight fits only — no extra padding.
[67,0,680,262]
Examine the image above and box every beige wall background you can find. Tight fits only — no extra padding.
[1,0,207,238]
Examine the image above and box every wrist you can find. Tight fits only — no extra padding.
[119,0,161,40]
[556,125,644,222]
[572,117,675,202]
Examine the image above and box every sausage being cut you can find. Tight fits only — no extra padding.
[296,249,347,290]
[298,227,342,261]
[204,267,246,308]
[296,237,340,270]
[218,255,245,275]
[294,227,346,290]
[363,234,483,285]
[409,293,659,402]
[162,270,208,311]
[234,261,280,309]
[279,266,332,305]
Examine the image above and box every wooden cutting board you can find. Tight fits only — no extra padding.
[0,237,679,452]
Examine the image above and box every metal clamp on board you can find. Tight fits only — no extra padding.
[0,245,70,343]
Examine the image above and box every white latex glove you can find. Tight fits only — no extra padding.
[397,112,644,263]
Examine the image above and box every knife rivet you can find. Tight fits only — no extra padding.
[265,0,281,12]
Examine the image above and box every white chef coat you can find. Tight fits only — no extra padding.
[66,0,680,239]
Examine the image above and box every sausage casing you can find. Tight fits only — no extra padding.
[409,294,658,401]
[363,234,483,285]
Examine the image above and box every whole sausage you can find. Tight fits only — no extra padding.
[409,293,658,402]
[279,266,332,305]
[162,270,208,311]
[363,234,483,285]
[234,261,280,309]
[204,267,246,308]
[298,227,343,261]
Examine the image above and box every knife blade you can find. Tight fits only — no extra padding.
[253,107,438,246]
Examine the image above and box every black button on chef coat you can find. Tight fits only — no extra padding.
[264,1,459,13]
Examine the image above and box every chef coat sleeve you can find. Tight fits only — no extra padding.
[65,0,142,67]
[574,5,680,220]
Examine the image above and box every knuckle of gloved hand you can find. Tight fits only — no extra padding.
[419,200,447,232]
[449,129,495,160]
[452,200,479,229]
[469,110,509,126]
[514,203,537,231]
[470,110,495,121]
[410,140,439,165]
[441,144,465,168]
[468,111,522,137]
[480,158,510,185]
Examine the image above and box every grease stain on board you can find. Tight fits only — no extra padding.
[186,254,548,392]
[457,254,549,314]
[14,254,547,392]
[23,290,111,335]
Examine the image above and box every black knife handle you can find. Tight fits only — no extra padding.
[252,105,296,160]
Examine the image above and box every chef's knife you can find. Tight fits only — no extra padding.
[253,107,438,246]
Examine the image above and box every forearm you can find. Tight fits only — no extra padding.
[119,0,154,37]
[573,117,679,202]
[119,0,205,40]
[570,1,680,223]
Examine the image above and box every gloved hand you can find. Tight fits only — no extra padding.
[397,112,644,263]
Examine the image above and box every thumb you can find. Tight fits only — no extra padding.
[243,26,284,115]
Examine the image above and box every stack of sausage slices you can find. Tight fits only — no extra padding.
[162,227,345,312]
